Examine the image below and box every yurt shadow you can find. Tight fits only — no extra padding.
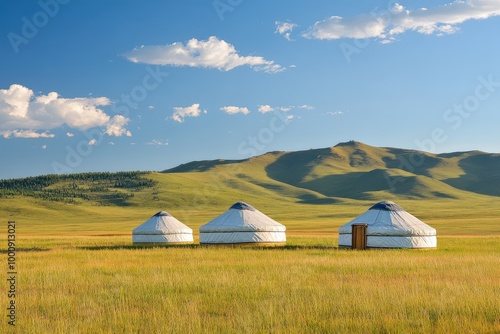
[0,247,51,253]
[281,244,338,251]
[80,243,201,251]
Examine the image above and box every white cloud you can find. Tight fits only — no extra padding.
[41,144,47,149]
[0,84,131,138]
[380,37,396,44]
[327,111,344,116]
[304,14,386,40]
[220,106,250,115]
[146,139,168,146]
[258,105,274,113]
[105,115,132,137]
[258,104,315,113]
[172,103,207,123]
[125,36,285,73]
[297,104,316,110]
[66,132,74,137]
[0,84,32,118]
[148,105,155,110]
[275,21,298,41]
[29,92,109,130]
[89,139,97,145]
[0,130,55,139]
[303,0,500,41]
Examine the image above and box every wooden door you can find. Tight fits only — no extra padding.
[352,224,367,250]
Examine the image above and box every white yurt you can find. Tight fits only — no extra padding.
[338,201,437,248]
[199,202,286,245]
[132,211,193,244]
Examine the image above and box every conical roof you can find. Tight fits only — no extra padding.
[368,201,404,212]
[339,201,435,236]
[200,202,285,233]
[133,211,193,235]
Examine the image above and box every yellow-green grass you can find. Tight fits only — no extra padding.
[1,236,499,333]
[3,194,500,237]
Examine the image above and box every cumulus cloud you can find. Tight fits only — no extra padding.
[275,21,298,41]
[105,115,132,137]
[125,36,285,73]
[0,84,32,118]
[0,84,131,138]
[172,103,207,123]
[303,0,500,42]
[220,106,250,115]
[304,14,386,40]
[258,105,274,113]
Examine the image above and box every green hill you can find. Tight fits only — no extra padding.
[163,140,500,200]
[3,140,498,206]
[2,141,500,236]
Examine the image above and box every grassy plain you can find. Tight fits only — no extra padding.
[1,197,500,333]
[1,235,499,333]
[2,188,500,333]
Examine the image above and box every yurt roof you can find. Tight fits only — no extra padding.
[368,201,404,211]
[200,202,285,233]
[339,201,436,237]
[133,211,192,235]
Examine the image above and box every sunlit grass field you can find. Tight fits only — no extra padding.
[1,236,498,333]
[2,194,500,333]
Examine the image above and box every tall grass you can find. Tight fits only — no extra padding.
[3,236,499,333]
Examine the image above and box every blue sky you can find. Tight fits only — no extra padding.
[1,0,500,179]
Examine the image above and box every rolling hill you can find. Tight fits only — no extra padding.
[1,141,500,235]
[164,140,500,200]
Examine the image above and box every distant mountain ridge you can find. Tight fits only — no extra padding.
[164,141,500,200]
[2,141,499,208]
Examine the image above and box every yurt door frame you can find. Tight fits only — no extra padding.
[351,224,368,250]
